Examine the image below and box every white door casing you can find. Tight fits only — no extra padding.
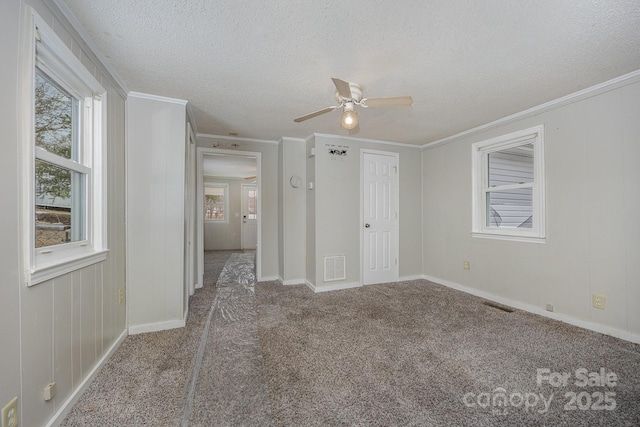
[197,148,262,283]
[362,151,399,285]
[241,184,257,249]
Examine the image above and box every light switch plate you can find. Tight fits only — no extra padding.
[2,396,18,427]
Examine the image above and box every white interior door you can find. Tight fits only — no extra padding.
[241,184,257,250]
[362,152,398,285]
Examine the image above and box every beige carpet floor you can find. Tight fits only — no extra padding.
[62,250,235,426]
[62,252,640,426]
[255,280,640,426]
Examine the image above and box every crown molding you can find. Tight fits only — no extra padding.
[51,0,129,97]
[311,133,421,149]
[280,137,306,143]
[197,133,279,145]
[128,91,188,105]
[186,103,198,135]
[423,69,640,150]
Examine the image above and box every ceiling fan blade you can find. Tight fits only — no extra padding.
[362,96,413,108]
[293,106,337,122]
[332,77,352,99]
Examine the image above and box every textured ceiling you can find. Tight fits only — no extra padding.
[63,0,640,145]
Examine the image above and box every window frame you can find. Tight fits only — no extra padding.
[203,183,229,223]
[471,125,546,243]
[21,9,108,286]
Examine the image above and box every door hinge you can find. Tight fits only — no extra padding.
[395,258,398,266]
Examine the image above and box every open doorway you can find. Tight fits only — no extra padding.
[196,148,262,287]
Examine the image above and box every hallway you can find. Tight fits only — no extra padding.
[61,250,267,426]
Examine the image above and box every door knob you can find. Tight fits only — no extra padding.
[365,223,370,228]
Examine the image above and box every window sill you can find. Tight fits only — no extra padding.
[471,232,546,244]
[27,249,110,286]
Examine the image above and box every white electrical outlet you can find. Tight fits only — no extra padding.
[2,397,18,427]
[546,303,554,312]
[463,260,470,270]
[43,383,56,401]
[592,294,606,310]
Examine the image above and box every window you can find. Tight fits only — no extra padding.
[246,189,257,220]
[35,70,87,248]
[472,125,545,242]
[23,10,107,285]
[204,184,228,222]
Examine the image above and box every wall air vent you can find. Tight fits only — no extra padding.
[483,301,514,313]
[324,255,346,282]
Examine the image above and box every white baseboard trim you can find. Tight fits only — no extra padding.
[313,281,362,293]
[128,318,186,335]
[195,282,202,289]
[422,274,640,345]
[258,275,278,282]
[282,278,306,286]
[46,329,128,427]
[398,274,424,281]
[304,280,316,292]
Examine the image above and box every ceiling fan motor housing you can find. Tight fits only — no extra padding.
[335,82,363,103]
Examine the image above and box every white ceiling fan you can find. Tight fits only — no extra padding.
[294,78,413,130]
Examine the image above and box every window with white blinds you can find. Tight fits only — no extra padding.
[472,125,545,243]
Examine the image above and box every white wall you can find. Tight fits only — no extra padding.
[0,1,127,426]
[0,1,24,422]
[422,77,640,341]
[127,94,186,331]
[278,141,285,278]
[203,178,242,250]
[197,136,280,279]
[306,138,317,286]
[309,135,423,290]
[280,138,307,284]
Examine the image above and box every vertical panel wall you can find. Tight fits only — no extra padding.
[0,0,25,422]
[281,138,307,284]
[0,1,128,426]
[127,94,186,332]
[421,77,640,341]
[305,138,317,286]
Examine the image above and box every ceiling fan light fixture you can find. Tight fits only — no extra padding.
[341,103,358,129]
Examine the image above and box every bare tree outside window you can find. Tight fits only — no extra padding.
[35,71,85,247]
[204,186,226,220]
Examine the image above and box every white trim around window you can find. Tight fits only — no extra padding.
[20,7,108,286]
[471,125,545,243]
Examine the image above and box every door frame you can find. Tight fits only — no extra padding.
[240,183,258,250]
[196,148,262,284]
[185,123,197,300]
[360,149,400,285]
